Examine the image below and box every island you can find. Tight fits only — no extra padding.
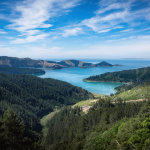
[95,61,113,67]
[0,56,122,69]
[113,64,122,66]
[83,66,150,94]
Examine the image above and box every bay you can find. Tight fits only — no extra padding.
[37,59,150,95]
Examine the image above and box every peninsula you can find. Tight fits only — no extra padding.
[0,56,122,69]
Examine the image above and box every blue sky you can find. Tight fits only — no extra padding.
[0,0,150,59]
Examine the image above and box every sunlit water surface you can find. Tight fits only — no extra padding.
[37,59,150,95]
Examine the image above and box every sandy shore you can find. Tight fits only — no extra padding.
[83,79,105,82]
[83,79,130,85]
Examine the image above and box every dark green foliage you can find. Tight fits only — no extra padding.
[0,66,45,75]
[44,98,150,150]
[0,73,93,134]
[114,83,139,94]
[85,67,150,93]
[0,108,36,150]
[86,67,150,83]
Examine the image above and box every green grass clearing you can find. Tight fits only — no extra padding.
[111,84,150,101]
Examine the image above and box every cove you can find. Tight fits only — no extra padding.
[36,67,125,95]
[36,59,150,95]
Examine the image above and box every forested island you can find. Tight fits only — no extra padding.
[84,67,150,93]
[0,66,45,75]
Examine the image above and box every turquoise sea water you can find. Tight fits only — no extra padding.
[38,59,150,95]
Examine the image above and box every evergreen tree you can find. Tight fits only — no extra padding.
[0,108,29,150]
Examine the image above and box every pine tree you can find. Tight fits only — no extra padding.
[0,108,26,149]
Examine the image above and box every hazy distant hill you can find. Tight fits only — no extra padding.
[0,66,45,75]
[95,61,113,67]
[0,56,66,68]
[58,59,95,67]
[0,56,120,69]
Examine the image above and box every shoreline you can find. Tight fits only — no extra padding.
[92,93,109,96]
[83,79,130,85]
[83,79,105,83]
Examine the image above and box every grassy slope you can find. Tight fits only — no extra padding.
[72,99,97,108]
[40,99,97,136]
[40,84,150,138]
[41,96,100,136]
[40,110,60,136]
[111,84,150,101]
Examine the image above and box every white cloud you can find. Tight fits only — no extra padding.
[98,29,111,33]
[62,27,83,37]
[81,9,130,33]
[0,47,17,56]
[5,37,14,39]
[107,36,136,42]
[0,29,7,34]
[11,33,49,44]
[79,0,150,34]
[58,37,150,59]
[0,46,61,58]
[20,46,61,58]
[95,1,133,15]
[53,35,59,39]
[8,0,80,34]
[7,0,80,42]
[138,35,150,39]
[101,9,129,22]
[120,29,133,32]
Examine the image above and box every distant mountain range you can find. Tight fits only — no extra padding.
[122,58,150,60]
[0,56,122,69]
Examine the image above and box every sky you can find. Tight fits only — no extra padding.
[0,0,150,59]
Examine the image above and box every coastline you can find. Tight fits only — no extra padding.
[83,79,130,85]
[83,79,105,82]
[92,93,109,96]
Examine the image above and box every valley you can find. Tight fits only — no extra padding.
[0,57,150,149]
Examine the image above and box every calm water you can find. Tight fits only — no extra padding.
[37,59,150,95]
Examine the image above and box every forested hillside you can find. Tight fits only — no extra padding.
[84,67,150,93]
[0,73,93,137]
[0,66,45,75]
[85,67,150,83]
[44,97,150,150]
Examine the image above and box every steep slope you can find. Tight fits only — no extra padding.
[58,59,95,67]
[95,61,113,67]
[84,67,150,83]
[43,98,150,150]
[0,56,66,68]
[0,73,93,132]
[0,56,118,68]
[112,84,150,101]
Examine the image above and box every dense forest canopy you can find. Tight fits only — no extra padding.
[85,67,150,83]
[85,67,150,94]
[0,66,45,75]
[0,73,93,134]
[1,58,150,149]
[44,98,150,150]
